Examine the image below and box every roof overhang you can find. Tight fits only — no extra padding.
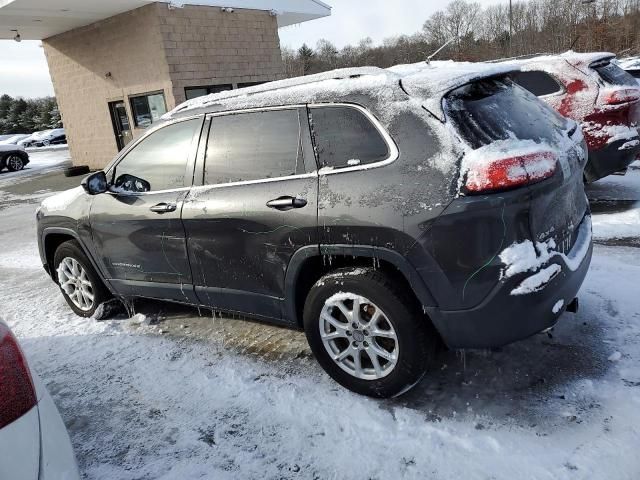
[0,0,331,40]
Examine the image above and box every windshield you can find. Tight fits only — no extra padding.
[592,61,638,86]
[445,77,570,149]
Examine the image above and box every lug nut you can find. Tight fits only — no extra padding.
[352,323,358,329]
[363,330,369,336]
[346,331,352,337]
[363,341,369,348]
[352,341,358,348]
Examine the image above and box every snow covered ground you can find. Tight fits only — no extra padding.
[1,158,640,479]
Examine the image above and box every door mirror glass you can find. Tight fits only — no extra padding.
[112,173,151,194]
[81,171,108,195]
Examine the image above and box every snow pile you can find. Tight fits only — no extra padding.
[592,204,640,240]
[500,216,592,279]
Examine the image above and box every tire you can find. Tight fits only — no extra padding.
[43,139,50,146]
[64,165,90,177]
[5,154,25,172]
[53,240,111,317]
[303,267,437,398]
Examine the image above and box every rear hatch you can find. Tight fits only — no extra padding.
[585,58,640,150]
[444,76,589,250]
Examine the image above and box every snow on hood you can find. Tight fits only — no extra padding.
[40,186,85,213]
[0,144,24,152]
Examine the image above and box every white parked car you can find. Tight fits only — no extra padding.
[18,129,66,148]
[0,319,80,480]
[0,134,30,145]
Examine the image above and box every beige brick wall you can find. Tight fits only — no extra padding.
[159,5,285,105]
[43,3,285,169]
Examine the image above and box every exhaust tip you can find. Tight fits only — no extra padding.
[567,297,579,314]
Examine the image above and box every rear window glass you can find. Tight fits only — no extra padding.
[309,106,390,169]
[511,71,564,97]
[445,77,569,150]
[592,61,637,86]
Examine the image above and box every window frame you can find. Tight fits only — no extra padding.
[105,115,206,196]
[128,91,168,128]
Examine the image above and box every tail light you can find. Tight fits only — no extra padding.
[464,151,557,194]
[0,322,37,429]
[601,88,640,106]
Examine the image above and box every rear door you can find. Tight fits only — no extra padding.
[90,117,203,303]
[182,107,318,321]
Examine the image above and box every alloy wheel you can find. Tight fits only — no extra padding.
[319,292,399,380]
[57,257,95,312]
[7,155,23,171]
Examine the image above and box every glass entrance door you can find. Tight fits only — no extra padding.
[108,101,133,151]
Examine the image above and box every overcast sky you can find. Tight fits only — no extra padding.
[0,0,503,99]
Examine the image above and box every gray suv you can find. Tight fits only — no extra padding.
[37,64,593,397]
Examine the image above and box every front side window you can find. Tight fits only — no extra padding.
[511,71,564,97]
[205,109,304,185]
[309,106,390,169]
[130,93,167,128]
[112,118,201,193]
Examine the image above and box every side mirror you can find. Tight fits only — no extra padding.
[81,171,108,195]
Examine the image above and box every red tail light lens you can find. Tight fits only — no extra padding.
[0,323,37,429]
[601,88,640,105]
[464,151,557,194]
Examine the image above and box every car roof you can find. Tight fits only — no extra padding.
[501,50,615,69]
[164,62,518,123]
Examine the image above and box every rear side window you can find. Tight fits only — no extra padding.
[511,71,563,96]
[445,77,569,150]
[310,106,390,169]
[205,109,304,185]
[592,61,637,86]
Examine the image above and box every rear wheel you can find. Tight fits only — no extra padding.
[303,268,437,398]
[5,154,25,172]
[54,240,111,317]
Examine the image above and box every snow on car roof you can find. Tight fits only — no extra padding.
[504,50,615,68]
[164,61,519,121]
[618,56,640,70]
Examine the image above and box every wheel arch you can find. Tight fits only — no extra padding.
[284,245,438,328]
[41,228,113,293]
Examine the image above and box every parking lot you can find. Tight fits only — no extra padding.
[1,150,640,479]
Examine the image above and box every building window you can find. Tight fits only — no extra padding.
[185,84,233,100]
[237,82,265,89]
[130,92,167,128]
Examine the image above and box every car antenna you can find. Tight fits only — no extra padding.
[426,37,457,65]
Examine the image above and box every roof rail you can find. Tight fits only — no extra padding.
[169,67,389,116]
[485,53,553,64]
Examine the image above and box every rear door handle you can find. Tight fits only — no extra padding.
[266,196,307,211]
[150,203,177,214]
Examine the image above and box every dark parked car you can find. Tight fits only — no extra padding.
[0,144,29,172]
[37,65,592,397]
[501,52,640,182]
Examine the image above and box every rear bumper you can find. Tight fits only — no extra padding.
[585,137,640,182]
[428,215,593,349]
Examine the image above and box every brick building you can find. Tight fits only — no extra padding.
[0,1,331,168]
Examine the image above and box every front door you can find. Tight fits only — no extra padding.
[90,117,204,303]
[109,101,133,151]
[182,107,319,321]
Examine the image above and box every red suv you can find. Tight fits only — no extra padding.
[505,52,640,182]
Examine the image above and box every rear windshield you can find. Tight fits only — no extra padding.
[445,77,570,149]
[592,61,637,86]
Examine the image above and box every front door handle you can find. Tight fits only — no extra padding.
[266,196,307,211]
[150,203,177,214]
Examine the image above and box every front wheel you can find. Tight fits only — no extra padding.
[54,240,111,317]
[303,268,438,398]
[5,154,25,172]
